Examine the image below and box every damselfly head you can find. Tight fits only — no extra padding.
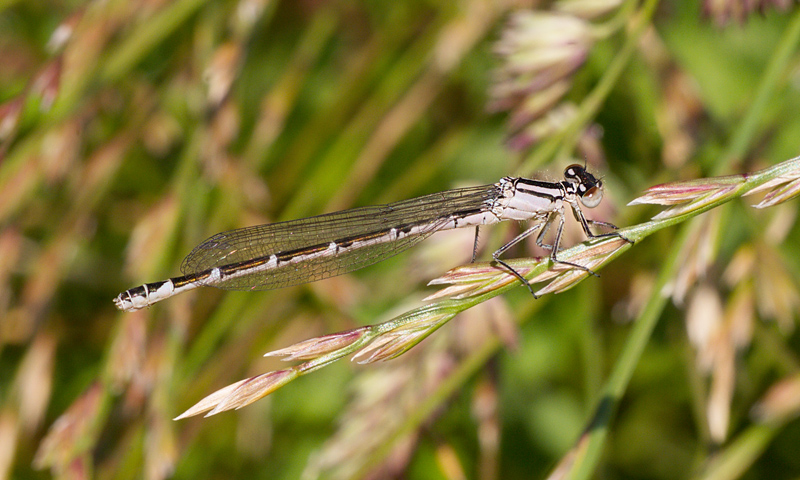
[564,164,604,208]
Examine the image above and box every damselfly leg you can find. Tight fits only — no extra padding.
[489,202,630,296]
[471,226,481,263]
[491,222,548,297]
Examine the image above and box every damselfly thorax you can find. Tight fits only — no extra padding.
[114,164,623,312]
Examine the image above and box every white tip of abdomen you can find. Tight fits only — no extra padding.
[113,280,177,312]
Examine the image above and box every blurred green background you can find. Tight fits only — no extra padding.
[2,0,800,479]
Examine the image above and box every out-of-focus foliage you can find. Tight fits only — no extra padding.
[1,0,800,479]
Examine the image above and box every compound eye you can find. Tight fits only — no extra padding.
[580,185,603,208]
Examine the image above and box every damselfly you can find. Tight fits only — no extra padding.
[114,164,624,312]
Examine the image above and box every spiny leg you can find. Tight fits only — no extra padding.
[585,218,619,231]
[532,209,599,276]
[491,223,546,297]
[471,226,480,263]
[535,211,557,250]
[570,204,633,244]
[547,209,601,277]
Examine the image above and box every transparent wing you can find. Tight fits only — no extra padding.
[180,184,498,291]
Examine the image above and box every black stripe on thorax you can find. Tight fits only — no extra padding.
[513,178,566,201]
